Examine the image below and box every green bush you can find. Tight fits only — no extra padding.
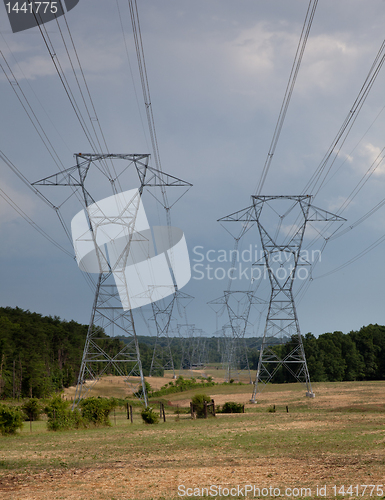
[44,396,84,431]
[151,376,216,398]
[191,393,211,418]
[21,398,41,421]
[141,406,159,424]
[221,401,244,414]
[80,397,115,426]
[0,404,24,435]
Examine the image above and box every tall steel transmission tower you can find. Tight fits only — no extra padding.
[149,291,192,378]
[33,153,191,408]
[209,291,261,383]
[220,195,345,401]
[177,324,206,376]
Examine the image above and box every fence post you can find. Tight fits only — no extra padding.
[204,400,207,419]
[211,399,216,417]
[162,403,166,422]
[190,402,193,418]
[130,405,133,423]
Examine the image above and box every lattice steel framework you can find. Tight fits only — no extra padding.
[209,291,261,383]
[220,195,345,401]
[177,324,206,376]
[149,291,192,378]
[33,153,191,408]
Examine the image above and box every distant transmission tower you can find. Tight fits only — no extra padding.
[209,291,261,383]
[149,291,192,378]
[177,324,205,376]
[220,195,345,401]
[33,153,191,408]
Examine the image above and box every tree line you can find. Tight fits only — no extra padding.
[1,306,384,399]
[250,325,385,383]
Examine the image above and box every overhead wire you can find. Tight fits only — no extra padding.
[282,37,385,299]
[115,0,150,152]
[302,38,385,197]
[254,0,318,196]
[54,14,118,182]
[0,185,73,258]
[215,0,319,338]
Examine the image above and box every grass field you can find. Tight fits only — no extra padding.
[1,379,384,500]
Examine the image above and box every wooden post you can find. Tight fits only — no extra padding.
[286,405,289,413]
[242,405,245,413]
[190,402,193,418]
[204,400,207,419]
[126,403,129,419]
[162,403,166,423]
[130,405,133,423]
[12,360,15,399]
[211,399,216,417]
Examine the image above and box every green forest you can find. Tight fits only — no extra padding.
[0,306,384,399]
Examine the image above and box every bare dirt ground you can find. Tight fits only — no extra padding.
[2,451,384,500]
[1,380,385,500]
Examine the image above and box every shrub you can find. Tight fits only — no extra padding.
[44,396,84,431]
[21,398,41,421]
[80,397,114,426]
[0,405,24,435]
[221,401,244,414]
[141,406,159,424]
[191,393,211,418]
[151,377,216,398]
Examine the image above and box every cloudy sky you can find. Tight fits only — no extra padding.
[1,0,385,339]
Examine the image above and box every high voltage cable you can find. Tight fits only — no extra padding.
[302,38,385,197]
[254,0,318,196]
[314,234,385,281]
[279,37,385,294]
[0,185,73,258]
[222,0,318,297]
[0,52,67,173]
[128,0,170,215]
[26,8,113,161]
[0,149,97,294]
[55,15,118,182]
[116,0,150,152]
[0,48,88,249]
[0,149,56,210]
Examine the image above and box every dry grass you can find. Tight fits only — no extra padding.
[1,380,385,500]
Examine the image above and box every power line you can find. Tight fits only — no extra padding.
[254,0,318,195]
[0,185,73,258]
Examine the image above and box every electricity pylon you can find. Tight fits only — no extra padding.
[33,153,191,408]
[220,195,345,401]
[209,291,261,383]
[177,324,205,376]
[149,290,192,378]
